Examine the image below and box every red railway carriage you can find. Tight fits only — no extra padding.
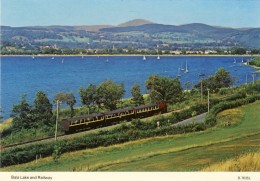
[61,113,104,134]
[61,101,167,134]
[104,107,135,125]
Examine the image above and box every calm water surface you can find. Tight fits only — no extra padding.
[1,55,259,119]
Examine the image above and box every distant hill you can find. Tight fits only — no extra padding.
[1,19,260,52]
[118,19,155,27]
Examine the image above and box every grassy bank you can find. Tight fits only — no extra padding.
[1,101,259,171]
[202,151,260,171]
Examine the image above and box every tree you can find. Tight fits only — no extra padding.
[232,47,247,55]
[146,75,182,104]
[214,68,234,88]
[54,92,76,117]
[66,93,76,117]
[79,84,97,112]
[131,83,144,106]
[194,68,234,93]
[11,95,34,131]
[34,91,53,126]
[96,80,125,110]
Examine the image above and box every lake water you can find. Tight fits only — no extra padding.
[1,55,259,119]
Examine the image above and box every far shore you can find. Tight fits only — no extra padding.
[0,54,257,57]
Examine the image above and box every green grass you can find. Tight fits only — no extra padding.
[2,101,259,171]
[0,118,12,133]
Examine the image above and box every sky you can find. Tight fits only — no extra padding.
[1,0,260,28]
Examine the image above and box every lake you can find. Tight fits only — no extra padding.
[1,55,259,119]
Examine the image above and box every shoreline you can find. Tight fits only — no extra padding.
[0,54,257,57]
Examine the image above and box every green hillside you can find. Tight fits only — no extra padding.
[1,20,260,54]
[2,101,259,171]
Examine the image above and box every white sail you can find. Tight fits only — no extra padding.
[184,60,189,73]
[143,56,146,60]
[177,67,181,77]
[181,62,184,71]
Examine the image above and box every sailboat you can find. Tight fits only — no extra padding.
[177,67,181,77]
[157,55,160,60]
[180,62,184,71]
[61,59,64,64]
[184,60,189,73]
[233,58,236,63]
[143,56,146,60]
[51,57,55,60]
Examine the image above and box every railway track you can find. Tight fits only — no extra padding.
[1,119,139,150]
[1,111,208,150]
[1,134,64,149]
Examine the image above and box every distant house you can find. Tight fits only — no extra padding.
[170,50,182,55]
[205,50,217,54]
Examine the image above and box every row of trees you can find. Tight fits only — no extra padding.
[10,91,76,133]
[9,68,233,134]
[11,92,53,132]
[79,77,183,112]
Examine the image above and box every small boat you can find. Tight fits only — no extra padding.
[32,56,35,59]
[199,73,205,76]
[243,61,248,65]
[184,60,189,73]
[51,57,54,60]
[177,67,181,77]
[233,58,236,63]
[143,56,146,60]
[61,59,64,64]
[180,62,184,71]
[157,56,160,60]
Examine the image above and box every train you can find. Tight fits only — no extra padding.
[61,101,167,134]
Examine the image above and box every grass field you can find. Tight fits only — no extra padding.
[202,152,260,171]
[1,101,259,171]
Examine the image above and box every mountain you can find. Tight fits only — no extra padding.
[1,20,260,52]
[118,19,155,27]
